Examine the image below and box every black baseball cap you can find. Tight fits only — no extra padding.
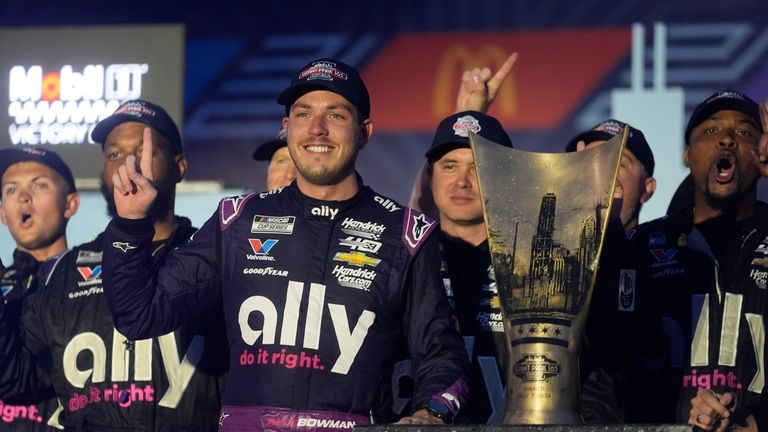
[684,89,762,145]
[277,58,370,120]
[91,99,183,154]
[565,119,655,176]
[425,111,513,162]
[253,129,288,161]
[0,147,77,194]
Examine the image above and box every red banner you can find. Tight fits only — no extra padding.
[363,29,631,131]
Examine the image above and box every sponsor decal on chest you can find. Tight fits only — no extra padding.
[71,265,104,298]
[331,265,377,291]
[76,250,102,264]
[332,218,385,289]
[77,265,102,282]
[476,267,504,333]
[251,215,295,235]
[247,239,279,261]
[238,280,376,375]
[1,270,18,297]
[332,252,381,268]
[341,218,385,239]
[309,205,339,220]
[647,232,690,278]
[749,256,768,289]
[755,240,768,256]
[751,237,768,289]
[373,195,401,213]
[648,248,685,279]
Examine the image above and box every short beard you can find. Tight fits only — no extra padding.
[703,186,740,213]
[298,155,358,186]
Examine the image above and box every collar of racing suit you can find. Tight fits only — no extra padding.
[286,173,372,219]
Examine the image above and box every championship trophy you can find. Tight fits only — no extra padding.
[469,130,626,424]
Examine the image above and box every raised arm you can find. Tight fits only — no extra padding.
[102,127,222,339]
[454,52,518,114]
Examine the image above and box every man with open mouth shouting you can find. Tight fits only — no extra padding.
[0,147,80,430]
[596,90,768,430]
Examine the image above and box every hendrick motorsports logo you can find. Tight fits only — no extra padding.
[513,354,561,382]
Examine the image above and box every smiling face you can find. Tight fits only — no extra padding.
[685,109,762,219]
[0,161,78,260]
[282,90,371,194]
[430,147,484,230]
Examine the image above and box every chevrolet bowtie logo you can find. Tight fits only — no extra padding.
[333,251,381,268]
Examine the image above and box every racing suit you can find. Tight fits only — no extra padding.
[591,204,768,427]
[0,218,227,431]
[440,237,505,423]
[0,250,61,431]
[101,181,469,431]
[376,236,506,424]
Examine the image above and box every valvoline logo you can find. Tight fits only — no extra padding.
[249,239,278,255]
[77,265,102,281]
[650,248,678,264]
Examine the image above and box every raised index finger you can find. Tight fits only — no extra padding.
[140,127,154,181]
[487,52,519,92]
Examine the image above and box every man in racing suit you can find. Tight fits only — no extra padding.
[0,147,81,431]
[422,110,513,424]
[595,90,768,430]
[0,101,227,430]
[101,58,469,431]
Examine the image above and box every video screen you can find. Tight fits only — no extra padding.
[0,24,184,183]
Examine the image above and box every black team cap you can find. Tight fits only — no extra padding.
[277,58,370,120]
[565,119,655,176]
[684,89,761,145]
[425,110,512,162]
[0,147,76,194]
[91,99,183,154]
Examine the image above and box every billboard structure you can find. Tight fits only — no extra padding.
[0,25,184,186]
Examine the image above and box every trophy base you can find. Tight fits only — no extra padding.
[503,410,580,425]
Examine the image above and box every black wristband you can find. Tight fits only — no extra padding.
[421,399,453,424]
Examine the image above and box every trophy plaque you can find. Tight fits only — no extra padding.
[469,130,626,424]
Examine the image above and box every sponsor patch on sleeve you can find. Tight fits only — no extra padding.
[617,269,635,311]
[402,209,436,255]
[219,194,256,229]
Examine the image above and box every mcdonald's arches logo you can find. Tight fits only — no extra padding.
[363,29,631,131]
